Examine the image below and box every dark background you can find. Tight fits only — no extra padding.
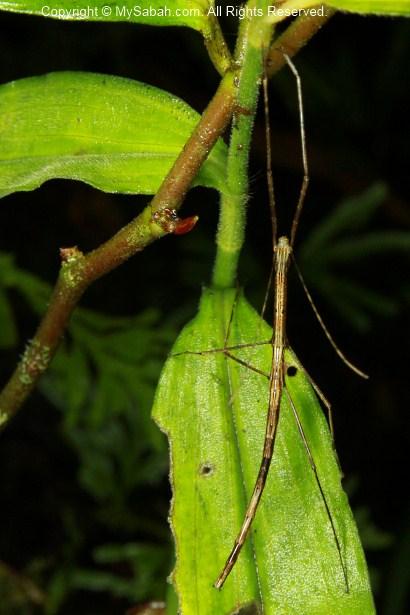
[0,7,409,614]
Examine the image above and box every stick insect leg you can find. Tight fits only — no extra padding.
[282,53,368,380]
[291,256,369,380]
[287,347,336,450]
[263,59,277,249]
[172,339,271,362]
[218,290,271,379]
[283,386,349,593]
[171,291,272,378]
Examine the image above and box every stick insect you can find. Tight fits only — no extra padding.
[175,51,368,591]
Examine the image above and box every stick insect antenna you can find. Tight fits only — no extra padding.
[281,52,310,248]
[263,57,277,250]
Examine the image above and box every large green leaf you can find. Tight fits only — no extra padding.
[266,0,410,18]
[0,0,213,32]
[153,288,375,614]
[0,72,228,198]
[2,0,409,24]
[326,0,410,14]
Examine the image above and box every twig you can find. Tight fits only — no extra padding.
[0,72,237,430]
[266,8,337,76]
[0,10,337,430]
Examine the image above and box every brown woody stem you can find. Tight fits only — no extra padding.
[0,71,238,430]
[266,7,337,76]
[0,9,336,430]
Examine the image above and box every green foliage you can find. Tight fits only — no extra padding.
[2,0,410,22]
[43,540,170,612]
[153,288,375,614]
[265,0,410,17]
[0,253,174,610]
[42,307,172,431]
[0,248,172,451]
[0,1,408,613]
[0,285,17,347]
[299,184,410,330]
[71,542,168,600]
[0,0,213,31]
[0,252,50,315]
[0,72,227,199]
[326,0,410,15]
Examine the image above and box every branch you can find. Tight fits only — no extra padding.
[0,71,238,431]
[0,9,337,431]
[266,7,337,76]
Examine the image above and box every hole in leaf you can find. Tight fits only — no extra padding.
[198,462,215,477]
[286,364,297,377]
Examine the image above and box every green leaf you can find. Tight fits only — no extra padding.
[0,0,213,33]
[326,0,410,15]
[153,288,375,614]
[0,71,228,198]
[266,0,410,17]
[41,307,170,437]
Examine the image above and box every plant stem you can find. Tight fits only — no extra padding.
[204,12,233,75]
[149,71,237,218]
[212,0,274,288]
[0,9,336,429]
[266,7,337,77]
[0,72,238,431]
[211,6,336,289]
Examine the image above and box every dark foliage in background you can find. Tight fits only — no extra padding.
[0,10,409,614]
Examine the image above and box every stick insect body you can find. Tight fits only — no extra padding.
[213,52,368,589]
[176,51,367,591]
[214,52,369,590]
[214,54,310,589]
